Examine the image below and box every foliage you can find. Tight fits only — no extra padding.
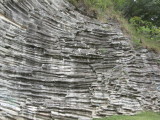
[130,16,160,37]
[129,16,160,51]
[112,0,126,10]
[123,0,160,27]
[94,112,160,120]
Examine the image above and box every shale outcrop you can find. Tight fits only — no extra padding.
[0,0,160,120]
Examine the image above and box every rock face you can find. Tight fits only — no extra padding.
[0,0,160,120]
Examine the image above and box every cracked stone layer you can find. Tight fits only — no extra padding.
[0,0,160,120]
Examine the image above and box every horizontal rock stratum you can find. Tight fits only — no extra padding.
[0,0,160,120]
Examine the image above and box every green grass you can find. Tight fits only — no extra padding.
[94,112,160,120]
[68,0,114,20]
[68,0,160,52]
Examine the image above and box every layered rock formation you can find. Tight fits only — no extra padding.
[0,0,160,120]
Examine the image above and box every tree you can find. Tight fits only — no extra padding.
[123,0,160,26]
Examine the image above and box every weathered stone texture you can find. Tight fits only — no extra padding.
[0,0,159,120]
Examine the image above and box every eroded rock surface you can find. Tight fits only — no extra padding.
[0,0,160,120]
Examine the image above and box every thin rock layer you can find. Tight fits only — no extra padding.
[0,0,160,120]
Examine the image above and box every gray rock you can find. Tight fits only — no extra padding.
[0,0,159,120]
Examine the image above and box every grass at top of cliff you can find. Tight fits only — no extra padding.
[94,112,160,120]
[68,0,160,53]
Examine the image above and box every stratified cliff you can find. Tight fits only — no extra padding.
[0,0,159,120]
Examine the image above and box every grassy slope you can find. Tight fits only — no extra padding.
[68,0,160,52]
[94,112,160,120]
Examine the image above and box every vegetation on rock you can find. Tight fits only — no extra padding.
[69,0,160,52]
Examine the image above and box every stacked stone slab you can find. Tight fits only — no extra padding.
[0,0,159,120]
